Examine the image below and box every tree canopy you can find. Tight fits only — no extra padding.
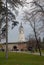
[0,0,24,39]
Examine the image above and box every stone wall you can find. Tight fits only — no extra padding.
[2,42,28,51]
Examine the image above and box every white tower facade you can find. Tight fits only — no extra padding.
[19,23,25,42]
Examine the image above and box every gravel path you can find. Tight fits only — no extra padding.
[11,51,44,56]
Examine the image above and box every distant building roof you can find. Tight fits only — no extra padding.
[1,41,28,45]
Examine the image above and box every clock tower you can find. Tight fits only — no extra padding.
[19,22,25,42]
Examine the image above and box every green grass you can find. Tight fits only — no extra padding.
[0,52,44,65]
[41,50,44,53]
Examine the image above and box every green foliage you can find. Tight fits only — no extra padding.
[0,0,23,24]
[0,52,44,65]
[0,0,24,39]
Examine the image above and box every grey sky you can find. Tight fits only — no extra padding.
[1,0,44,43]
[1,11,32,43]
[1,0,33,43]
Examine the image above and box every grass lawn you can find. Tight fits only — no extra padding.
[0,52,44,65]
[42,50,44,53]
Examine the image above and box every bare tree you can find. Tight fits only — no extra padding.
[25,0,44,26]
[23,10,43,56]
[22,0,44,56]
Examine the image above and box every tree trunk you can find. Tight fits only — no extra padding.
[6,0,8,59]
[0,22,1,42]
[34,29,41,56]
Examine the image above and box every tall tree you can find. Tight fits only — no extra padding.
[22,0,44,56]
[5,0,24,59]
[24,11,42,56]
[0,0,25,39]
[0,0,3,42]
[0,0,25,59]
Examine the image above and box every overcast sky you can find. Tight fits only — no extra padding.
[1,0,33,43]
[1,0,44,43]
[8,11,33,42]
